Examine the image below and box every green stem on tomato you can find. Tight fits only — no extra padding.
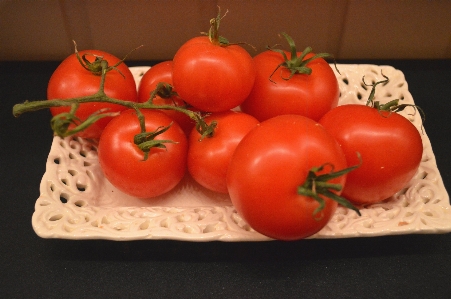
[297,155,362,218]
[363,72,426,130]
[133,120,178,161]
[267,32,339,83]
[149,82,178,100]
[73,40,143,77]
[199,7,256,52]
[202,6,230,46]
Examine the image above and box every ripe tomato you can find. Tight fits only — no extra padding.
[187,111,259,193]
[137,61,195,135]
[319,104,423,204]
[98,109,188,199]
[172,36,256,112]
[227,115,348,240]
[47,50,138,139]
[240,49,339,122]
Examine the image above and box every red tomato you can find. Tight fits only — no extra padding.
[227,115,348,240]
[187,111,259,193]
[47,50,138,139]
[98,109,188,199]
[319,104,423,204]
[240,50,339,122]
[137,61,195,135]
[172,36,256,112]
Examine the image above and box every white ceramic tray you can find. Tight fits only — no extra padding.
[32,64,451,241]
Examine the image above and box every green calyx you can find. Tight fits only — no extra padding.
[143,83,217,141]
[73,40,142,76]
[364,72,425,125]
[151,82,179,100]
[268,32,336,82]
[297,158,362,218]
[200,7,256,51]
[195,117,217,141]
[201,6,230,46]
[133,109,178,161]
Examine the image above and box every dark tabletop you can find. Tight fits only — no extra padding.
[1,59,450,298]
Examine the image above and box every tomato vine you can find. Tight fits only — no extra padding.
[12,48,214,145]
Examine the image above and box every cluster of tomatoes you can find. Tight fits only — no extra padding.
[45,18,423,240]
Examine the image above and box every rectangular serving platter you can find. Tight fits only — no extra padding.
[31,64,451,241]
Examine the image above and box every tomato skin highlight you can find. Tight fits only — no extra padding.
[137,61,195,136]
[172,36,256,112]
[187,111,259,193]
[47,50,138,139]
[240,50,339,122]
[227,115,347,240]
[319,104,423,204]
[97,109,188,199]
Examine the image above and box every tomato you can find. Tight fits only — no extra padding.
[319,104,423,204]
[97,109,188,199]
[240,49,339,122]
[137,61,195,135]
[227,115,349,240]
[172,36,256,112]
[187,111,259,193]
[47,50,138,139]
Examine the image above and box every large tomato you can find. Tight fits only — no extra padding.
[137,61,195,135]
[227,114,350,240]
[172,36,256,112]
[47,50,138,139]
[187,111,259,193]
[98,109,188,199]
[240,47,339,122]
[319,104,423,205]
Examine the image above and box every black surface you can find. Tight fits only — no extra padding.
[1,60,450,298]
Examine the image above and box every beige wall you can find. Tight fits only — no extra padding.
[1,0,450,61]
